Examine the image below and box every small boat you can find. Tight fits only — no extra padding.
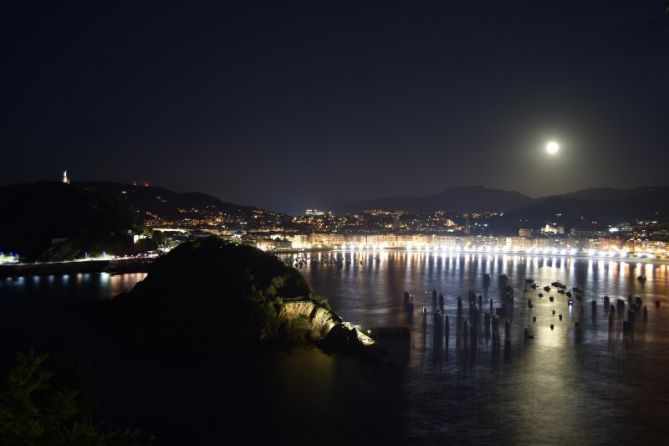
[544,286,551,292]
[637,276,647,283]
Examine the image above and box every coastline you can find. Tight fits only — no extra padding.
[0,257,154,278]
[274,247,669,268]
[3,247,668,278]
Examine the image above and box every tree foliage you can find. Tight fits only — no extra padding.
[0,351,151,446]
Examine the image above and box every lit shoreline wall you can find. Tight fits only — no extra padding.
[254,234,667,259]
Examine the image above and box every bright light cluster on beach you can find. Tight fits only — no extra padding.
[0,253,19,264]
[323,243,658,260]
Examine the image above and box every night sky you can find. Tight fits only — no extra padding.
[4,1,669,210]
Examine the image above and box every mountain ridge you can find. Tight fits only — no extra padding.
[76,181,256,219]
[0,181,138,261]
[495,185,669,232]
[319,186,536,213]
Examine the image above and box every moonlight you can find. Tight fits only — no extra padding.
[546,141,560,155]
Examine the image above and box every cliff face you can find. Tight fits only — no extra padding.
[278,301,375,351]
[113,237,374,357]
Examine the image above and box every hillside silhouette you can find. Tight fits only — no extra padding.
[0,182,138,261]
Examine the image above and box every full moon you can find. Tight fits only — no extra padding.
[546,141,560,155]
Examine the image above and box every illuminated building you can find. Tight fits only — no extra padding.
[518,228,534,238]
[541,223,564,235]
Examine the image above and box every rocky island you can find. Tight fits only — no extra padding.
[112,237,376,358]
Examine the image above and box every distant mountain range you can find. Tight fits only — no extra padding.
[306,185,669,233]
[312,185,669,228]
[2,182,668,257]
[77,181,255,219]
[321,186,535,213]
[66,183,669,230]
[496,186,669,232]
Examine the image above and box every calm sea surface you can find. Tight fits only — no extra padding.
[282,251,669,445]
[0,271,147,302]
[2,252,669,445]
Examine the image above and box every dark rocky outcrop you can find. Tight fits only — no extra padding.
[112,237,375,358]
